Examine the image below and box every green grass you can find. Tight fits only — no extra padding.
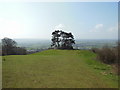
[0,56,2,89]
[2,50,118,88]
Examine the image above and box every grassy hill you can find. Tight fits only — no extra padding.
[2,50,118,88]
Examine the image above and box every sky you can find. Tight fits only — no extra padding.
[0,2,118,40]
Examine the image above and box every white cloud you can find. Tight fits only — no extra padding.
[90,24,103,32]
[0,18,24,38]
[88,23,118,39]
[108,24,118,32]
[95,24,103,29]
[54,24,64,30]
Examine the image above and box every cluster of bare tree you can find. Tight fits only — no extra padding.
[91,42,120,75]
[2,37,26,56]
[51,30,75,49]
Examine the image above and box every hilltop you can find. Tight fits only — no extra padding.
[2,50,118,88]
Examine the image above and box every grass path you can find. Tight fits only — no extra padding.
[2,50,118,88]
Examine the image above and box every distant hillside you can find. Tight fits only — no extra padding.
[2,50,118,88]
[13,39,117,50]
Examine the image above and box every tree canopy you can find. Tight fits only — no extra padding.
[51,30,75,49]
[2,37,26,55]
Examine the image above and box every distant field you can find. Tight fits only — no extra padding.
[14,39,117,50]
[2,50,118,88]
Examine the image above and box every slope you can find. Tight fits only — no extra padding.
[2,50,118,88]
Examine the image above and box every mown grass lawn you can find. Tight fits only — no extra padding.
[2,50,118,88]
